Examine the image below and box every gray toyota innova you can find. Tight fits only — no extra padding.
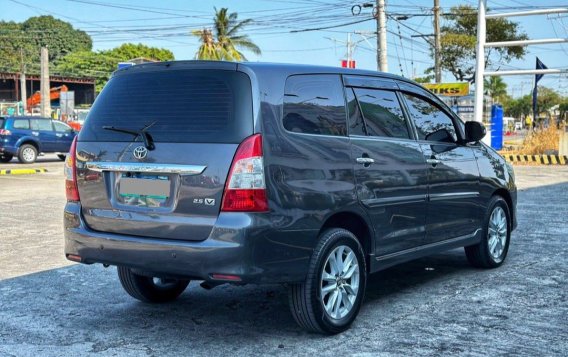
[64,61,517,334]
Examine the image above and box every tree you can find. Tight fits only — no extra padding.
[0,21,35,72]
[438,6,528,82]
[192,7,261,61]
[484,76,507,104]
[504,95,531,119]
[22,16,91,62]
[55,43,174,92]
[536,86,561,118]
[0,16,91,73]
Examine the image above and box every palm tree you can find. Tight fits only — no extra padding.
[192,8,261,61]
[484,76,508,104]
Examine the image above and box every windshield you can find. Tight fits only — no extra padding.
[79,69,253,143]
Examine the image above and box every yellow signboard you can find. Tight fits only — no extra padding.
[423,82,470,97]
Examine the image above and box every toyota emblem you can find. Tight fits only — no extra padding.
[133,146,148,160]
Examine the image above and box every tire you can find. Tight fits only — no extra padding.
[17,144,37,164]
[117,266,190,303]
[465,196,511,269]
[57,154,66,161]
[288,228,367,334]
[0,154,13,163]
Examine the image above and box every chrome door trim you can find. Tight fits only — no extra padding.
[362,194,428,208]
[429,192,480,201]
[375,229,482,261]
[86,162,207,175]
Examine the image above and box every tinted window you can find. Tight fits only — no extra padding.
[345,88,366,136]
[0,118,4,129]
[30,119,52,131]
[53,121,72,132]
[13,119,29,130]
[403,94,457,142]
[80,70,253,143]
[283,75,346,136]
[354,88,410,139]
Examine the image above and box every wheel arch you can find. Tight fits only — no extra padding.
[492,188,514,225]
[17,138,40,152]
[319,211,373,270]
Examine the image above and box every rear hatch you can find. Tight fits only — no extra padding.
[76,64,253,241]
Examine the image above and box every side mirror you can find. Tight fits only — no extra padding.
[464,121,486,143]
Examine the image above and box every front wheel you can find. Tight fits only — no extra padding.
[117,266,190,303]
[465,196,511,268]
[288,228,367,334]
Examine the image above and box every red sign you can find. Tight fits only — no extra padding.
[341,60,356,68]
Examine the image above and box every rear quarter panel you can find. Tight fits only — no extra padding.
[244,67,364,281]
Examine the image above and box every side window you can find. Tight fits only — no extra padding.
[13,119,30,130]
[402,93,457,142]
[354,88,410,139]
[30,119,53,131]
[345,88,366,136]
[53,121,71,132]
[283,74,347,136]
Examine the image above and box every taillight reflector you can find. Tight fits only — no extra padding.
[65,136,80,202]
[221,134,268,212]
[0,129,11,135]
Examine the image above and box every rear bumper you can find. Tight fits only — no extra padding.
[0,144,17,156]
[64,202,316,284]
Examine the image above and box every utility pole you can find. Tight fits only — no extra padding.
[20,48,27,114]
[433,0,441,83]
[40,47,50,118]
[376,0,388,72]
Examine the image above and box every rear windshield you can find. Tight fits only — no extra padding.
[79,69,253,143]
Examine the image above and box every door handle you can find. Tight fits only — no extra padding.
[31,131,39,136]
[56,133,63,137]
[356,157,375,165]
[426,158,441,165]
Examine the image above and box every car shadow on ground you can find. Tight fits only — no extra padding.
[0,249,476,344]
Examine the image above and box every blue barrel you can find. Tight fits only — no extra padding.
[491,104,503,150]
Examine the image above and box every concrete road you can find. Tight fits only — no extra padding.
[0,166,567,356]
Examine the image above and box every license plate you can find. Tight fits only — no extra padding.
[119,175,170,200]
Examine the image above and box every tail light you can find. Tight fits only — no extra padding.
[221,134,268,212]
[65,136,80,201]
[0,129,11,135]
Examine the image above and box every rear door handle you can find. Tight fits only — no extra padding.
[426,158,441,165]
[356,157,375,165]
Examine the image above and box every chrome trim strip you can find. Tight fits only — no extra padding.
[362,194,428,208]
[376,229,482,261]
[429,192,480,201]
[86,162,207,175]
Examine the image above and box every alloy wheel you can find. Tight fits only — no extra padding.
[320,245,360,320]
[488,206,508,262]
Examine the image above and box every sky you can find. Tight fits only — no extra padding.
[1,0,567,97]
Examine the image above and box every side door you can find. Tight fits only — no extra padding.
[399,88,483,244]
[345,77,429,257]
[29,118,57,152]
[52,120,75,152]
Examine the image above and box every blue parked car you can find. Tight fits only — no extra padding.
[0,116,77,163]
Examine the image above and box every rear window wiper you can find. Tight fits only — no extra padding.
[102,121,156,150]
